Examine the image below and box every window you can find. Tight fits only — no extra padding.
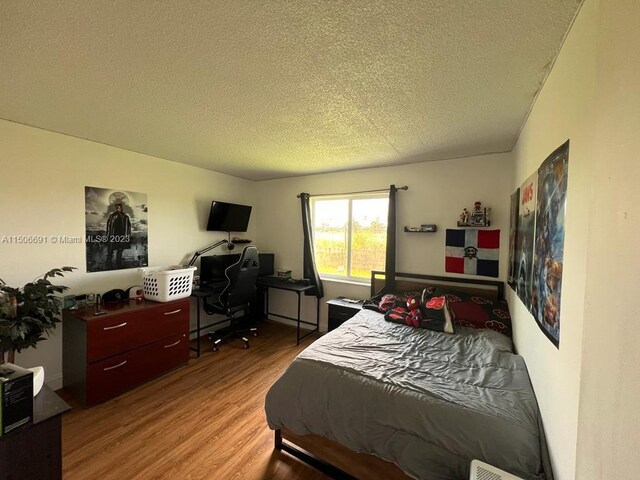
[311,194,388,282]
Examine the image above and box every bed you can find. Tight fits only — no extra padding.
[265,272,552,480]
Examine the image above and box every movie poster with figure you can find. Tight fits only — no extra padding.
[531,141,569,347]
[85,187,148,272]
[507,188,520,288]
[514,172,537,310]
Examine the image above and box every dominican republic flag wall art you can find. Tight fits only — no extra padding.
[445,229,500,278]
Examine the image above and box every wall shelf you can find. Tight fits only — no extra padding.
[456,221,492,228]
[404,225,437,233]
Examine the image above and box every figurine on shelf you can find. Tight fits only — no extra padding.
[459,208,470,225]
[470,201,488,226]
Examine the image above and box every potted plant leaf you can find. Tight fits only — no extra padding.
[0,267,76,364]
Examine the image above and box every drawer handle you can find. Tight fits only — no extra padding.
[164,309,182,316]
[163,340,181,348]
[103,322,127,331]
[103,360,127,371]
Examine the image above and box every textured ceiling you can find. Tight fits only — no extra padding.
[0,1,582,180]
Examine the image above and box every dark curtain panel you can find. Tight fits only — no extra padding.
[382,184,397,294]
[300,193,324,298]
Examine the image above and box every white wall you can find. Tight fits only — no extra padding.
[575,0,640,478]
[507,2,597,478]
[510,0,640,478]
[0,119,257,389]
[255,153,514,332]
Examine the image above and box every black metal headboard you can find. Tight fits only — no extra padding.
[370,271,505,300]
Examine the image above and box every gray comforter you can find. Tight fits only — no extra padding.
[265,309,550,480]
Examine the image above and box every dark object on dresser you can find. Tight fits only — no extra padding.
[62,298,189,405]
[102,288,127,303]
[327,297,363,331]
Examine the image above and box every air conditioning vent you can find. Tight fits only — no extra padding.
[470,460,524,480]
[475,465,502,480]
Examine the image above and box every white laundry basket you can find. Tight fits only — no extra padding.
[140,265,197,302]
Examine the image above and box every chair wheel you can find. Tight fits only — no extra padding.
[243,342,250,349]
[250,328,258,337]
[212,345,219,352]
[253,332,258,337]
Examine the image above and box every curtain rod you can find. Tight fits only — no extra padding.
[297,185,408,198]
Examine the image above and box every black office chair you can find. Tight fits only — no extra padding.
[203,246,260,351]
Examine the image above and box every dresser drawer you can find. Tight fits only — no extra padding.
[86,332,189,405]
[87,300,189,362]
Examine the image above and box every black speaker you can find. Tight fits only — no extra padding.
[103,289,127,303]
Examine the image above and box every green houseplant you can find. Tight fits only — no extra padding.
[0,267,75,363]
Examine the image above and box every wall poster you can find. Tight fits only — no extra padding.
[514,172,537,310]
[85,186,148,272]
[507,188,520,287]
[531,141,569,348]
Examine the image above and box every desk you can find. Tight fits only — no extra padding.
[258,276,320,345]
[0,385,70,480]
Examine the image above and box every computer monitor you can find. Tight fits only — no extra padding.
[258,253,274,277]
[199,254,239,286]
[199,252,275,286]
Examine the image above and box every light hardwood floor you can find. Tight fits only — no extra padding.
[60,321,330,480]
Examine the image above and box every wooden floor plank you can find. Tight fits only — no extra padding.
[60,321,330,480]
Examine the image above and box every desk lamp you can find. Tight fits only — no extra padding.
[187,239,234,267]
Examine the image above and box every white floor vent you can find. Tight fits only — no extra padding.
[470,460,525,480]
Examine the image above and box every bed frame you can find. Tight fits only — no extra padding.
[370,270,505,300]
[274,428,410,480]
[273,271,506,479]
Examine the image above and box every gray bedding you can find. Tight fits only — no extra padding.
[265,309,550,480]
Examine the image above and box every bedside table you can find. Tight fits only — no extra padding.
[327,297,364,331]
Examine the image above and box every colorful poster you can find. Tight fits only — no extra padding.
[514,172,537,310]
[531,141,569,347]
[85,187,148,272]
[507,188,520,288]
[445,229,500,278]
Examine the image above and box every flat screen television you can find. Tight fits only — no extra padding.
[206,201,252,232]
